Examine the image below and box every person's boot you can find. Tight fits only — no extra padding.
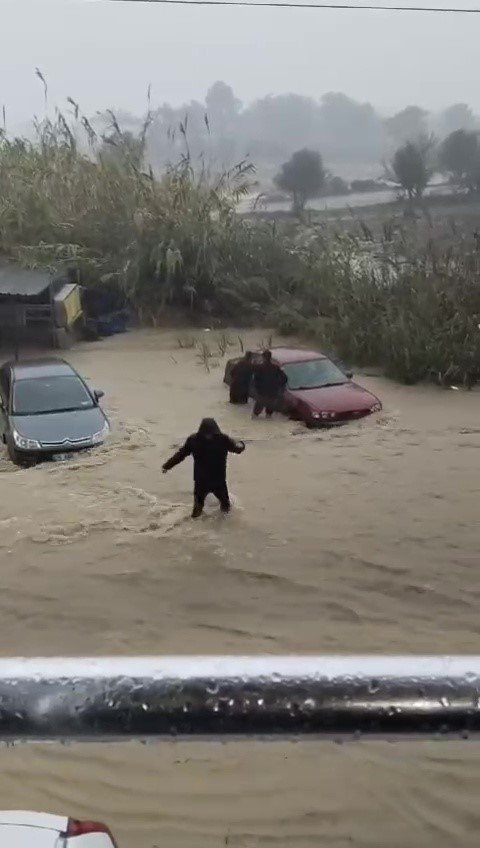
[192,501,203,519]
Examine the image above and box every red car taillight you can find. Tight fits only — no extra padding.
[66,818,118,845]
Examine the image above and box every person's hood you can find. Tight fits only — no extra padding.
[198,418,222,437]
[10,407,107,447]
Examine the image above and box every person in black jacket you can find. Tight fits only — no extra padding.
[229,351,254,405]
[252,350,287,418]
[162,418,245,518]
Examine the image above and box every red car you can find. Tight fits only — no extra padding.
[224,347,382,427]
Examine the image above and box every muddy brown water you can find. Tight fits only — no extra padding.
[0,329,479,847]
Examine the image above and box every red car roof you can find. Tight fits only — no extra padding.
[271,347,326,365]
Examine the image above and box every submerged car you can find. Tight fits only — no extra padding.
[0,358,109,465]
[224,346,382,426]
[0,811,118,847]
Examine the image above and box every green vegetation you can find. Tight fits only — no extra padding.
[439,129,480,194]
[0,110,294,324]
[274,149,326,216]
[272,231,480,386]
[0,110,478,387]
[388,136,435,200]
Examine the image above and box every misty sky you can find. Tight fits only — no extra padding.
[2,0,479,127]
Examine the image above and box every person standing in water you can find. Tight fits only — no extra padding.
[252,350,287,418]
[229,351,254,405]
[162,418,245,518]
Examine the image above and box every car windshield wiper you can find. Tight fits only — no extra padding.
[15,406,89,415]
[46,406,91,414]
[293,381,347,390]
[319,381,348,388]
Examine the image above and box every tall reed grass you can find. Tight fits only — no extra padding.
[271,230,480,386]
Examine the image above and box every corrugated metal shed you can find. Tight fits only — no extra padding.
[0,259,51,297]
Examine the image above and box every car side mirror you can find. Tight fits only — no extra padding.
[94,389,105,402]
[345,370,353,380]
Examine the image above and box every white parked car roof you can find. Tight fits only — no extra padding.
[0,811,68,830]
[0,811,117,847]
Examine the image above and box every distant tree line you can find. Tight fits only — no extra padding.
[91,82,478,176]
[88,83,480,217]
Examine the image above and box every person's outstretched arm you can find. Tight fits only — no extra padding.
[162,437,193,472]
[226,437,246,454]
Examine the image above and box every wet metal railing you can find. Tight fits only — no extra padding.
[1,656,480,741]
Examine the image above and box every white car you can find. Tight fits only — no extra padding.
[0,811,118,846]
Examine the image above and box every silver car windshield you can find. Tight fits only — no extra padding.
[13,376,94,415]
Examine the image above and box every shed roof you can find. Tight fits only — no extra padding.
[0,260,51,297]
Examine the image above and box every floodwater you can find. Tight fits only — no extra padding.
[0,328,479,847]
[238,185,452,215]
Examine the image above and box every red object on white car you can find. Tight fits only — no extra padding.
[0,811,118,847]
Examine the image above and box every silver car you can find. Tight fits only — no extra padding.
[0,358,109,465]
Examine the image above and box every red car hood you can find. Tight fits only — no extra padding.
[290,381,378,412]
